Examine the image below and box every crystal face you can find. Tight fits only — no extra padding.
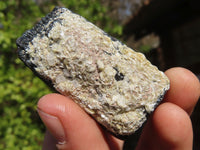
[16,7,170,136]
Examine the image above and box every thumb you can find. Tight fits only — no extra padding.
[37,93,123,150]
[37,95,67,150]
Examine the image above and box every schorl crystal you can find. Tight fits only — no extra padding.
[16,7,170,136]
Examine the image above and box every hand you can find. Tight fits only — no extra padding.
[37,67,200,150]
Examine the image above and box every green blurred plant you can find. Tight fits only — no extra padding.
[139,45,152,53]
[0,0,123,149]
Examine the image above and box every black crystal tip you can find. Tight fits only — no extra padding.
[16,6,67,92]
[16,6,66,65]
[16,7,66,48]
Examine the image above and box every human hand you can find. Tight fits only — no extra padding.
[37,67,200,150]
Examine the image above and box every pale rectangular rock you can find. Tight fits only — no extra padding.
[16,7,170,136]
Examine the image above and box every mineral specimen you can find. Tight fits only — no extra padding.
[16,7,170,136]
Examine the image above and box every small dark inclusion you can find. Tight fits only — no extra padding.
[114,67,124,81]
[115,72,124,81]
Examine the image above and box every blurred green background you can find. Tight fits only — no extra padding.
[0,0,123,149]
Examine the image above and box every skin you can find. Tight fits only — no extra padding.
[37,67,200,150]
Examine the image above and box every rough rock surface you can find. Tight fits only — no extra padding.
[16,7,170,136]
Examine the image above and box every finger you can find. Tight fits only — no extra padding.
[152,103,193,150]
[37,93,123,150]
[42,130,57,150]
[136,103,193,150]
[136,67,197,150]
[164,67,200,114]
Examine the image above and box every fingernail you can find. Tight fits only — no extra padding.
[37,108,66,144]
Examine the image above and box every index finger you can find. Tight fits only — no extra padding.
[164,67,200,115]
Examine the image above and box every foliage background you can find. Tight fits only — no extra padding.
[0,0,122,149]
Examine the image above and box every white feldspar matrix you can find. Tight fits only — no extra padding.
[17,7,170,136]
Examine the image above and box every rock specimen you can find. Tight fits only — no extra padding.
[16,7,170,136]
